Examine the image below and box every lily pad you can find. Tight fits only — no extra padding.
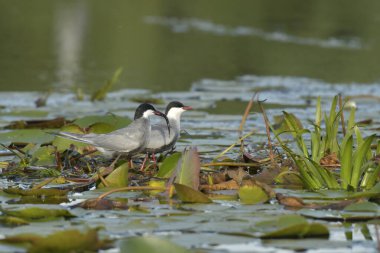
[73,114,131,129]
[0,228,111,253]
[299,208,380,221]
[251,214,329,239]
[119,236,190,253]
[0,129,54,145]
[3,188,69,197]
[30,145,56,166]
[174,183,212,203]
[343,202,380,212]
[1,207,75,220]
[0,216,29,227]
[87,122,116,134]
[238,185,269,205]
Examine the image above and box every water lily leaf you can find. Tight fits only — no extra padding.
[238,185,269,204]
[73,114,131,129]
[1,228,111,253]
[343,202,379,212]
[120,236,190,253]
[0,216,29,227]
[51,124,88,152]
[252,215,329,239]
[299,209,380,221]
[1,207,75,220]
[174,183,212,203]
[98,162,128,188]
[4,117,67,130]
[30,145,56,166]
[7,195,69,205]
[3,188,68,197]
[87,122,116,134]
[175,147,200,190]
[0,129,54,145]
[0,109,49,118]
[157,152,181,178]
[125,219,158,229]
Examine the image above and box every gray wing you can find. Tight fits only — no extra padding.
[91,117,149,152]
[57,118,150,153]
[145,123,178,151]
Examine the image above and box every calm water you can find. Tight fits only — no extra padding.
[1,0,380,92]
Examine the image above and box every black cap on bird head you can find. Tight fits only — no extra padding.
[134,103,157,120]
[134,103,171,135]
[165,101,192,115]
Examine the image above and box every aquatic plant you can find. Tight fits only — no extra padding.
[274,95,379,191]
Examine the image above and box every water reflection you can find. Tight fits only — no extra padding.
[54,1,88,90]
[0,1,380,92]
[145,16,363,49]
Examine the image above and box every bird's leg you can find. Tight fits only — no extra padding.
[151,153,158,168]
[109,154,121,169]
[139,152,150,171]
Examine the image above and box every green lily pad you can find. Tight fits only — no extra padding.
[7,195,69,205]
[238,185,269,205]
[120,236,190,253]
[157,152,181,178]
[0,109,49,118]
[0,129,54,145]
[0,216,29,227]
[3,188,69,197]
[251,214,329,239]
[51,124,88,152]
[174,183,212,203]
[299,208,380,221]
[30,145,56,166]
[87,122,116,134]
[1,207,75,220]
[73,114,131,129]
[0,228,111,253]
[343,202,380,212]
[98,162,129,188]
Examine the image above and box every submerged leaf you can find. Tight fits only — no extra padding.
[174,183,212,203]
[120,236,190,253]
[1,207,75,220]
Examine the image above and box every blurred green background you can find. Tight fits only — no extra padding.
[0,0,379,92]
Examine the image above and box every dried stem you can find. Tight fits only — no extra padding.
[258,100,276,167]
[238,94,256,152]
